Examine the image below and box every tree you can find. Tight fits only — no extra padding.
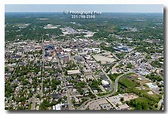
[36,94,40,98]
[116,103,119,107]
[39,99,51,110]
[126,63,133,69]
[146,54,151,59]
[120,97,124,102]
[154,104,158,109]
[135,104,142,110]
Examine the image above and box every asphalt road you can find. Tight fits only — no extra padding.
[157,95,164,110]
[51,38,73,110]
[77,70,133,110]
[31,94,36,110]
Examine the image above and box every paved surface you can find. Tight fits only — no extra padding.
[77,50,135,110]
[157,95,164,110]
[51,38,73,110]
[31,94,36,110]
[67,89,73,110]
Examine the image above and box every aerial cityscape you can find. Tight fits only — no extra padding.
[5,5,164,110]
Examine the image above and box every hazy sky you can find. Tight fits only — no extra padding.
[5,4,163,13]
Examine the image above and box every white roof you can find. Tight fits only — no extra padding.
[64,48,72,52]
[102,80,109,86]
[119,103,129,110]
[67,70,80,75]
[55,103,64,110]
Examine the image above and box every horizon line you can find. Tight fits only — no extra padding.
[5,11,163,13]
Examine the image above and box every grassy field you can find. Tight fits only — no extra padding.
[126,97,159,110]
[119,76,139,88]
[118,75,161,110]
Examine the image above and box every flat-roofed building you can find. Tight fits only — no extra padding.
[119,104,129,110]
[67,70,80,75]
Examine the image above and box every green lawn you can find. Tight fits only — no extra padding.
[127,97,158,110]
[119,77,137,88]
[118,76,161,110]
[108,73,122,81]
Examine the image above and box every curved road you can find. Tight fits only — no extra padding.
[157,95,164,110]
[78,50,135,110]
[77,71,133,110]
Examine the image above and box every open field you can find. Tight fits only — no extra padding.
[93,55,115,64]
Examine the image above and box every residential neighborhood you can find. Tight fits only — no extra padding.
[5,5,164,111]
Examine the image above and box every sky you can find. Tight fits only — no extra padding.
[5,4,163,13]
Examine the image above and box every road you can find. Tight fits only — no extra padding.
[77,51,133,110]
[157,95,164,110]
[67,89,73,110]
[40,36,45,97]
[51,38,73,110]
[77,98,97,110]
[31,94,36,110]
[101,67,113,91]
[77,70,133,110]
[72,55,99,99]
[111,70,133,94]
